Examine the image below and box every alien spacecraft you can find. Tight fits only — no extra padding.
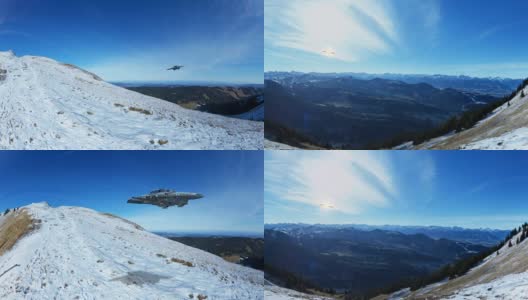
[127,189,203,209]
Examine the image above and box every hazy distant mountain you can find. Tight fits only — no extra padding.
[266,72,521,97]
[167,236,264,270]
[266,223,509,247]
[265,226,488,297]
[127,86,263,116]
[265,76,498,148]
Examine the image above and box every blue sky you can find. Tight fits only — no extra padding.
[0,0,263,83]
[265,151,528,230]
[0,151,263,235]
[266,0,528,78]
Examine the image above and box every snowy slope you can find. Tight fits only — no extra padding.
[407,231,528,299]
[232,103,264,121]
[0,50,263,149]
[264,139,299,150]
[265,281,333,300]
[417,84,528,150]
[0,203,263,299]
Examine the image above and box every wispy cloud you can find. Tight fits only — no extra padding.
[420,154,436,203]
[265,0,398,62]
[477,26,503,41]
[476,21,528,42]
[421,1,441,30]
[265,151,397,214]
[412,0,441,45]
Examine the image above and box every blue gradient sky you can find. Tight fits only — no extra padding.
[0,151,263,235]
[0,0,263,83]
[266,0,528,78]
[266,151,528,230]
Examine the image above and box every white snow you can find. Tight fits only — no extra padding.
[0,51,263,149]
[231,103,264,121]
[419,85,528,149]
[0,202,263,299]
[412,230,528,299]
[445,272,528,300]
[264,139,299,150]
[458,127,528,150]
[392,141,414,150]
[264,281,332,300]
[387,287,411,299]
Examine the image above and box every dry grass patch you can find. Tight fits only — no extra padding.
[222,255,241,263]
[170,257,194,267]
[179,101,200,110]
[0,210,37,256]
[129,107,152,115]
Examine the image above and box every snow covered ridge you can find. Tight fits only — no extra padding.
[0,50,263,149]
[265,281,333,300]
[0,202,263,299]
[399,228,528,299]
[231,103,264,121]
[417,83,528,150]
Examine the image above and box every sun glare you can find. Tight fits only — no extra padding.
[319,202,335,210]
[321,48,336,57]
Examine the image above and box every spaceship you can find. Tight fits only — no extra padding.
[167,65,184,71]
[128,189,203,209]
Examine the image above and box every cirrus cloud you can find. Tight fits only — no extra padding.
[265,0,399,62]
[265,151,397,214]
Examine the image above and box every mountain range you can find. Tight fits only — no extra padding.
[127,86,263,116]
[265,72,521,97]
[266,223,509,247]
[265,73,501,149]
[265,225,491,298]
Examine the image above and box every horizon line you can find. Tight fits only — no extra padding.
[264,222,514,231]
[264,70,524,81]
